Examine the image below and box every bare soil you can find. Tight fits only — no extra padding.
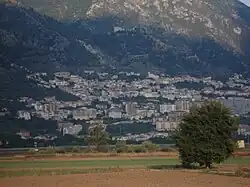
[233,152,250,157]
[216,164,248,172]
[1,169,250,187]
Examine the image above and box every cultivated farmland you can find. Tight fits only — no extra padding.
[0,152,250,187]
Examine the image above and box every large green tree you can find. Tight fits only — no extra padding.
[175,101,239,169]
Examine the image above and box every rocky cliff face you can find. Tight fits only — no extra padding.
[18,0,250,53]
[17,0,92,20]
[87,0,248,51]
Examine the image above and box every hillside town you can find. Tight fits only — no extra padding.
[9,71,250,142]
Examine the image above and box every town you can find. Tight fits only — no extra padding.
[10,70,250,143]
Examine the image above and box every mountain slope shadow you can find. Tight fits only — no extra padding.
[74,15,250,78]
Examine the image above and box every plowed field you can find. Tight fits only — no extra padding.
[1,169,250,187]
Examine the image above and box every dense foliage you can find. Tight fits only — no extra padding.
[86,125,110,149]
[175,101,239,168]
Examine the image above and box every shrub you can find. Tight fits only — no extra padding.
[115,141,128,153]
[160,147,176,152]
[127,146,134,153]
[96,145,111,153]
[55,148,67,154]
[142,141,159,152]
[40,147,57,154]
[133,145,147,153]
[71,146,82,153]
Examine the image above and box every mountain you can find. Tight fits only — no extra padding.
[88,0,250,52]
[17,0,92,20]
[0,3,90,112]
[18,0,250,52]
[1,0,250,80]
[0,0,250,134]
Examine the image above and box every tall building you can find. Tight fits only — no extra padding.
[125,102,137,116]
[42,103,58,114]
[175,100,190,112]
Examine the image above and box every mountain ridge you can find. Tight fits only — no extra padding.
[0,0,250,117]
[0,1,250,78]
[16,0,250,53]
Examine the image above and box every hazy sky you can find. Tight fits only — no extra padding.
[240,0,250,6]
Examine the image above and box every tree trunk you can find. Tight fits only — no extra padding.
[182,162,191,169]
[205,161,212,169]
[199,162,204,168]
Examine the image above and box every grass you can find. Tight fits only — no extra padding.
[147,157,250,178]
[147,157,250,168]
[1,156,250,178]
[201,166,250,178]
[223,157,250,165]
[0,157,179,169]
[0,157,178,178]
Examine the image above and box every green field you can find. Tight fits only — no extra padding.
[0,158,178,169]
[1,157,250,169]
[223,157,250,165]
[1,157,250,178]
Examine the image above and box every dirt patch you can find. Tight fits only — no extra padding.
[0,169,250,187]
[216,164,246,172]
[0,167,94,172]
[233,152,250,157]
[0,166,138,172]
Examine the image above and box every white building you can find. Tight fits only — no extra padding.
[17,111,31,120]
[143,92,160,98]
[109,107,122,119]
[155,117,179,131]
[73,108,97,120]
[113,26,125,32]
[160,104,176,114]
[148,72,159,80]
[63,125,82,136]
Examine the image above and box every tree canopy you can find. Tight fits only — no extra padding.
[86,125,110,149]
[175,101,239,168]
